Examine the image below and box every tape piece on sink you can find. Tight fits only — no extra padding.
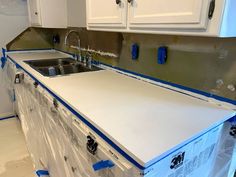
[92,160,115,171]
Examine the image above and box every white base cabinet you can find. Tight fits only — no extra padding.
[87,0,236,37]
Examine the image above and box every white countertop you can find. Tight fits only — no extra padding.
[7,50,236,168]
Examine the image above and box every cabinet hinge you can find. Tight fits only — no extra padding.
[208,0,215,19]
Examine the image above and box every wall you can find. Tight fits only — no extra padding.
[0,0,28,117]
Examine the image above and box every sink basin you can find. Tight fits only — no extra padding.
[25,58,76,67]
[24,58,102,77]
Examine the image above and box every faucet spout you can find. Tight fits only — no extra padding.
[64,30,82,61]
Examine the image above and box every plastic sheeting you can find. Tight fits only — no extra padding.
[0,0,27,16]
[1,59,17,103]
[210,118,236,177]
[5,60,235,177]
[15,73,134,177]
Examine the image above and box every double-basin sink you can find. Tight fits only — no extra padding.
[24,58,101,77]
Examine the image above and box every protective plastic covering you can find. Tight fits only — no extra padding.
[0,0,27,16]
[4,61,234,177]
[210,118,236,177]
[1,59,17,104]
[14,71,134,177]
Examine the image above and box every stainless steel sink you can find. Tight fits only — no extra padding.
[24,58,102,77]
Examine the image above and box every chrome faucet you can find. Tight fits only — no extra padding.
[64,30,82,62]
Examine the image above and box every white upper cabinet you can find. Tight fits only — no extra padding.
[28,0,67,28]
[128,0,210,29]
[28,0,42,26]
[87,0,236,37]
[86,0,127,28]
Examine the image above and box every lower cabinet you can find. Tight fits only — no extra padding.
[4,59,235,177]
[14,70,134,177]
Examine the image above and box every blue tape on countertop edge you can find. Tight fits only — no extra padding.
[229,116,236,123]
[6,49,236,171]
[36,170,49,177]
[0,115,16,121]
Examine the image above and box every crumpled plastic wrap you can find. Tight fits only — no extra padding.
[0,0,27,16]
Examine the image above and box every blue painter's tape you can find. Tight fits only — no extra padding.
[93,160,115,171]
[0,115,16,121]
[7,54,236,171]
[1,56,6,69]
[36,170,49,177]
[228,116,236,123]
[131,43,139,60]
[2,48,6,58]
[157,46,168,64]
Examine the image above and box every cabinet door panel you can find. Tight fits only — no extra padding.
[128,0,210,29]
[28,0,41,26]
[87,0,127,27]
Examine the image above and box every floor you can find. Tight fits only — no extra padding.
[0,117,35,177]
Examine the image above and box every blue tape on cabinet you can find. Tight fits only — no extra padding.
[1,56,6,69]
[228,116,236,123]
[2,48,6,58]
[36,170,49,177]
[93,160,115,171]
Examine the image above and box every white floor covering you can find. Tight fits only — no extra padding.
[0,118,35,177]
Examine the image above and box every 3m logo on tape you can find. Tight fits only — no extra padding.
[170,152,185,169]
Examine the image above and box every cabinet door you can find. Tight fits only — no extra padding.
[128,0,211,29]
[28,0,41,26]
[87,0,127,28]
